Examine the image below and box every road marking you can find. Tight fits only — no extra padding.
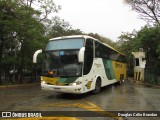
[2,100,122,120]
[42,99,122,120]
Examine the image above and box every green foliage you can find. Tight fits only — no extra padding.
[116,32,136,76]
[0,0,50,84]
[123,0,160,78]
[48,16,83,38]
[157,44,160,59]
[0,0,84,84]
[88,33,116,47]
[134,25,160,66]
[117,24,160,76]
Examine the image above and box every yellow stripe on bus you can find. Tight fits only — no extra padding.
[112,61,126,81]
[42,76,59,84]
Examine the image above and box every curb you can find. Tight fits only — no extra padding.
[0,83,40,89]
[128,77,160,88]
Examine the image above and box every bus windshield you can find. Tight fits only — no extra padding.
[45,38,84,51]
[42,38,84,77]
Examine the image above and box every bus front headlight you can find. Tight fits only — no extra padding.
[70,81,82,86]
[41,81,46,84]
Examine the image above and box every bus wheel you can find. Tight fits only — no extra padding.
[92,79,101,94]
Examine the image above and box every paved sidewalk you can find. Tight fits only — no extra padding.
[128,77,160,88]
[0,83,40,89]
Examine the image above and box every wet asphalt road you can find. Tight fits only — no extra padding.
[0,79,160,120]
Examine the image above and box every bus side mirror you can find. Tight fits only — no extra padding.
[33,49,43,63]
[78,47,85,63]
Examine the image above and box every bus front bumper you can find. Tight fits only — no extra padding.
[41,82,82,94]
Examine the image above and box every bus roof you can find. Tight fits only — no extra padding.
[49,35,125,56]
[49,35,95,41]
[102,43,125,56]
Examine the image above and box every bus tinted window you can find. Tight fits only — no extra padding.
[95,41,102,58]
[95,41,126,63]
[95,41,110,59]
[102,46,110,59]
[84,39,94,75]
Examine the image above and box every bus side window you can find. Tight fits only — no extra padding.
[83,39,93,75]
[95,41,111,60]
[95,41,102,58]
[102,46,110,60]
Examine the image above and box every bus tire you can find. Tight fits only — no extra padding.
[92,78,101,94]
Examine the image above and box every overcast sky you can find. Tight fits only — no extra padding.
[54,0,146,41]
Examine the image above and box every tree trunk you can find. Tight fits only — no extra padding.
[0,34,4,85]
[19,42,25,84]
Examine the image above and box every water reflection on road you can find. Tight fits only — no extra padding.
[0,79,160,120]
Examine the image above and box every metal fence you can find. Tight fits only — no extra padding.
[144,67,160,85]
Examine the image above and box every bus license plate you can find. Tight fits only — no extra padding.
[54,88,61,90]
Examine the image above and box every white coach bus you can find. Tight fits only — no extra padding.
[33,35,126,94]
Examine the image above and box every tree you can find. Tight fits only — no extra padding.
[48,16,82,38]
[124,0,160,25]
[0,0,82,84]
[0,0,21,84]
[117,25,160,70]
[133,25,160,66]
[116,31,137,76]
[18,0,61,21]
[0,0,48,84]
